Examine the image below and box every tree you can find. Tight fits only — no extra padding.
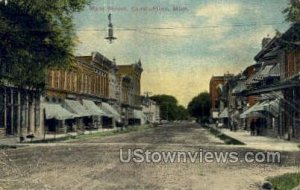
[175,105,189,120]
[187,92,210,122]
[0,0,90,90]
[150,95,189,121]
[283,0,300,23]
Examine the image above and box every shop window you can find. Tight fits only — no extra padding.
[45,97,50,102]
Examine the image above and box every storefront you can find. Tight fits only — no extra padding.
[101,102,121,128]
[64,99,94,130]
[44,103,78,134]
[0,87,41,137]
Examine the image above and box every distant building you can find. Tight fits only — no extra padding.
[117,60,144,125]
[142,97,160,124]
[209,74,233,122]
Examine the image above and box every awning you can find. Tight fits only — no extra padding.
[101,102,121,122]
[259,92,283,100]
[245,111,266,118]
[269,63,280,77]
[264,99,280,117]
[133,110,147,124]
[219,108,229,118]
[82,100,106,116]
[45,103,78,120]
[254,101,271,112]
[64,99,91,117]
[240,99,279,118]
[240,102,263,119]
[255,65,274,80]
[133,110,146,119]
[246,72,261,85]
[232,81,247,94]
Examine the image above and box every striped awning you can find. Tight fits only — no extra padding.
[265,99,280,117]
[101,102,121,122]
[45,103,78,120]
[269,63,280,77]
[240,99,280,118]
[232,81,247,94]
[255,65,275,80]
[82,100,106,116]
[64,99,92,117]
[240,102,263,119]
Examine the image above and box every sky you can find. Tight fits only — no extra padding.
[74,0,291,107]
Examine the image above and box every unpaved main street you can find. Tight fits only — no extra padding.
[1,123,300,190]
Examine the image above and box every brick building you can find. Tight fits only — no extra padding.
[43,51,121,134]
[117,60,144,125]
[209,74,235,121]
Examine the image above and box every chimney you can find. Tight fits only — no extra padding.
[262,35,271,48]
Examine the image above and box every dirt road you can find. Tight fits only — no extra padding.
[0,123,300,190]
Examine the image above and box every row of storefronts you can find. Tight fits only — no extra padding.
[0,87,41,137]
[210,23,300,141]
[0,51,159,138]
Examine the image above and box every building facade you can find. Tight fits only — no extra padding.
[0,60,42,139]
[0,86,42,138]
[117,60,144,125]
[142,97,160,124]
[43,51,123,135]
[211,23,300,141]
[209,74,234,122]
[0,37,151,140]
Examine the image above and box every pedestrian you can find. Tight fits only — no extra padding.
[255,119,260,136]
[233,120,238,131]
[250,120,255,136]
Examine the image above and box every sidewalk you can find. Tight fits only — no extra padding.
[219,128,299,151]
[0,128,117,147]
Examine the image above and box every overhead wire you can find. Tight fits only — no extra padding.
[76,21,288,38]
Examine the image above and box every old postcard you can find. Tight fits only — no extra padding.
[1,0,300,189]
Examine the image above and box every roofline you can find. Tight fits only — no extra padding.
[254,36,279,61]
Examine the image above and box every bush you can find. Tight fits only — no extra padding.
[268,173,300,190]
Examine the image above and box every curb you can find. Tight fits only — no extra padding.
[203,124,246,145]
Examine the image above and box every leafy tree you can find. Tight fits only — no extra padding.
[175,105,189,120]
[283,0,300,23]
[187,92,210,122]
[0,0,90,90]
[150,95,178,105]
[150,95,189,121]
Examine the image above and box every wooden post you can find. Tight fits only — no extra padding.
[17,90,21,136]
[10,88,13,135]
[26,92,29,134]
[30,96,35,133]
[3,88,7,135]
